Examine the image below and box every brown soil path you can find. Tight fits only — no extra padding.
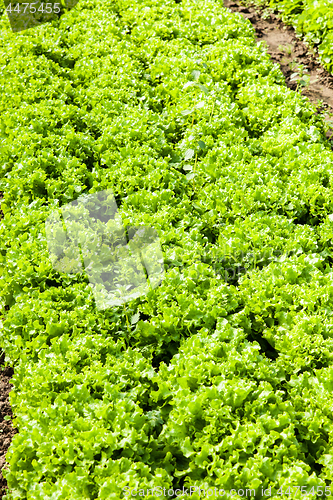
[0,352,16,499]
[224,0,333,142]
[0,191,17,499]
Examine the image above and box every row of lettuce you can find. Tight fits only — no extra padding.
[2,0,333,497]
[248,0,333,74]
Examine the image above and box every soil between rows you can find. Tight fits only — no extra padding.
[1,3,333,498]
[0,189,16,499]
[0,352,16,500]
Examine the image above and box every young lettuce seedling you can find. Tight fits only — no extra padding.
[289,62,318,92]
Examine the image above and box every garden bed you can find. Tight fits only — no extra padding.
[2,0,333,497]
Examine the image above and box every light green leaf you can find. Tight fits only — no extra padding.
[186,172,196,180]
[181,109,193,116]
[184,148,195,161]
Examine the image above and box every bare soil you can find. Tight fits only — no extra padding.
[0,192,16,500]
[0,352,16,499]
[224,0,333,142]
